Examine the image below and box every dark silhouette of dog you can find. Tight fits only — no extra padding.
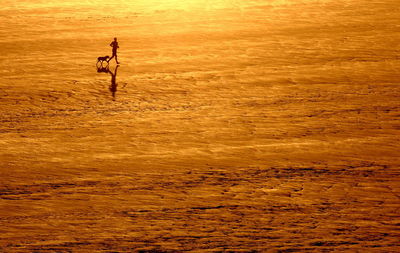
[97,56,110,65]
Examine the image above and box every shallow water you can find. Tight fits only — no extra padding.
[1,0,400,251]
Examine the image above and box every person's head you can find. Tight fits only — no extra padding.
[114,37,117,41]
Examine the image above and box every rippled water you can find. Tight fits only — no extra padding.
[1,0,399,163]
[1,0,400,251]
[0,0,398,152]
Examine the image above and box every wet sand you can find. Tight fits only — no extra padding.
[1,0,400,251]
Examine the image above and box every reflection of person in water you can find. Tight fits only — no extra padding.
[108,37,120,64]
[108,65,119,99]
[96,64,125,100]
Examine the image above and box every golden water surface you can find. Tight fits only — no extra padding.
[0,0,399,251]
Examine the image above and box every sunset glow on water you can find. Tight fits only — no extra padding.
[1,0,399,251]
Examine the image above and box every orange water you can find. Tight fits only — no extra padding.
[0,0,398,168]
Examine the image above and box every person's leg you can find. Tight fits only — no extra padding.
[115,54,119,64]
[108,54,114,62]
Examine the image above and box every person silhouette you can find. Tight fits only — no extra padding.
[108,37,120,64]
[108,65,119,99]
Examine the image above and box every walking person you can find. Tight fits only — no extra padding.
[108,37,120,64]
